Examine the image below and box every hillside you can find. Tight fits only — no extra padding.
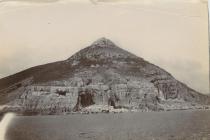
[0,37,209,114]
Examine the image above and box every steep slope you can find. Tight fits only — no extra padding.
[0,38,209,114]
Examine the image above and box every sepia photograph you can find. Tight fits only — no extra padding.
[0,0,209,140]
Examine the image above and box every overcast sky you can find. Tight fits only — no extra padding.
[0,0,209,94]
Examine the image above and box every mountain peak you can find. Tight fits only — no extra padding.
[67,37,138,61]
[0,37,209,115]
[91,37,117,48]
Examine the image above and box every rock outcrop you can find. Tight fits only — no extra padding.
[0,37,209,115]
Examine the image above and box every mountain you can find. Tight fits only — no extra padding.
[0,37,209,115]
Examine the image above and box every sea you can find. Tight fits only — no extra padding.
[1,110,210,140]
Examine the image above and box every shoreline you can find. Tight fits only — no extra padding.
[1,107,210,117]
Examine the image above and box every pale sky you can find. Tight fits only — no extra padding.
[0,0,209,94]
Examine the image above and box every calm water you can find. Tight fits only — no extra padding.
[4,110,210,140]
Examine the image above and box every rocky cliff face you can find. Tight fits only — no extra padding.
[0,38,209,114]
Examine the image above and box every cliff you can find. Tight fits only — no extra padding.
[0,38,209,115]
